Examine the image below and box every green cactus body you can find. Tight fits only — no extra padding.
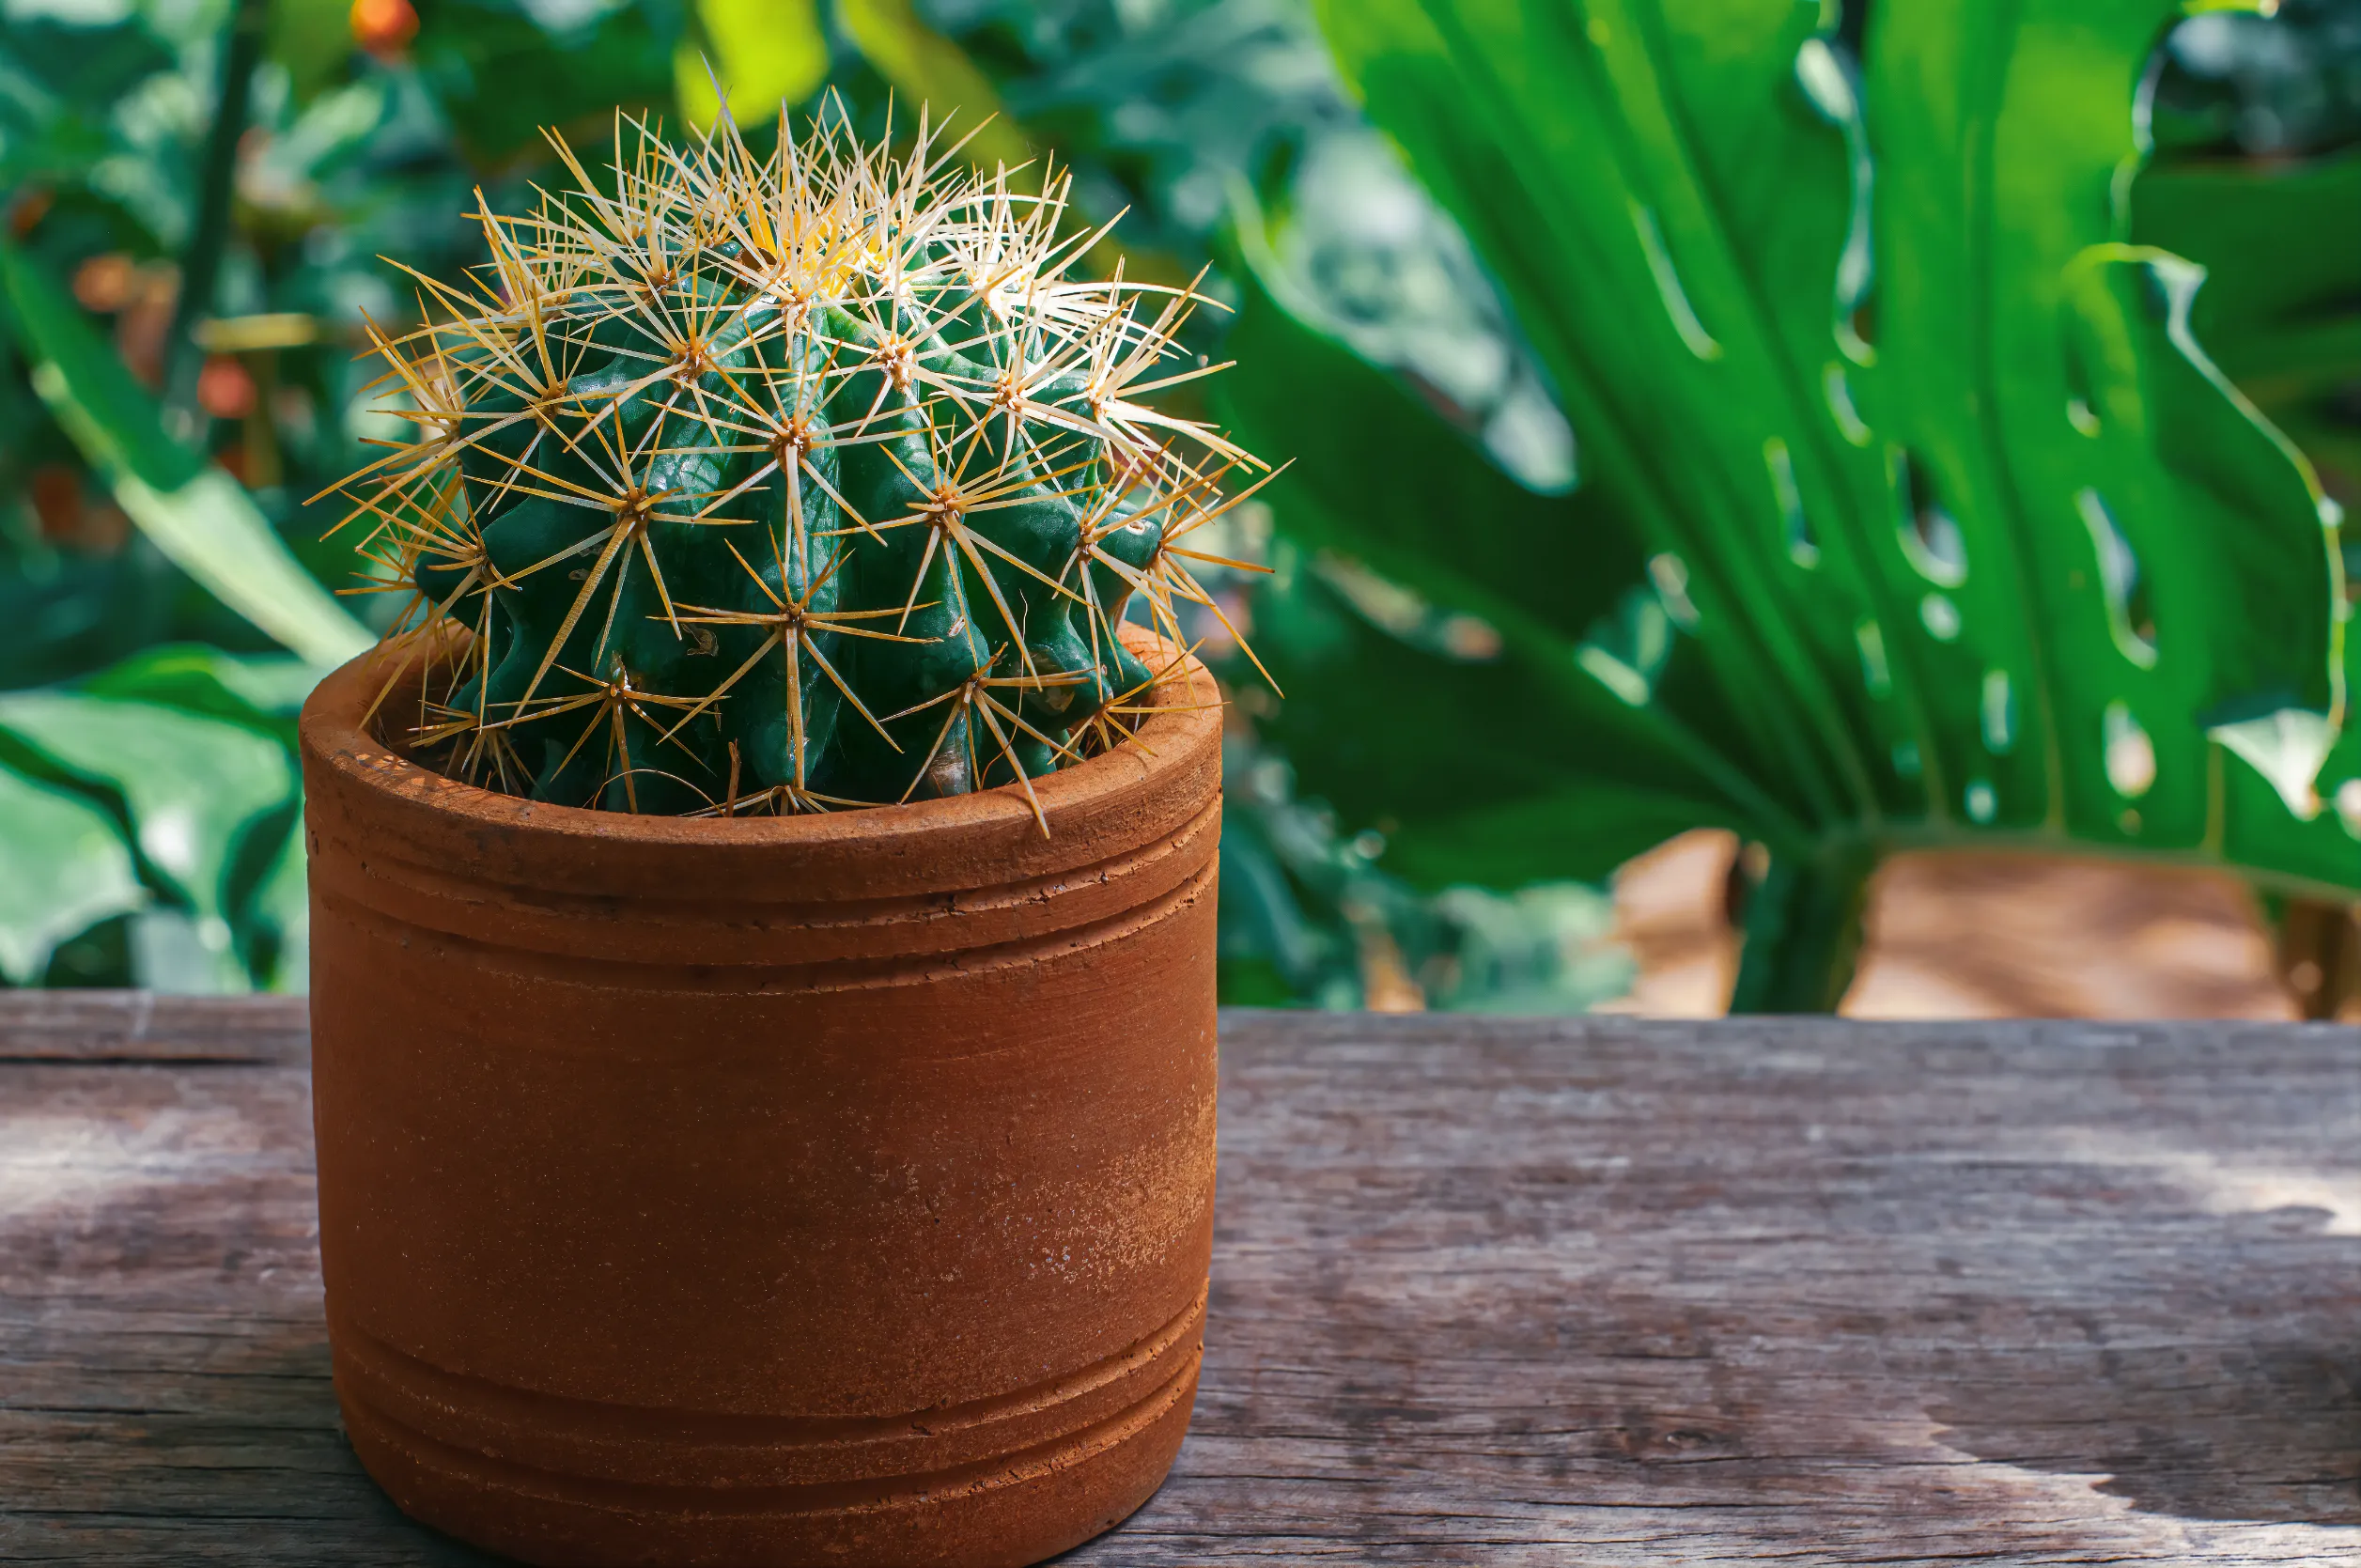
[345,112,1258,825]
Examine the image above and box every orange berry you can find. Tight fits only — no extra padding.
[350,0,418,59]
[197,355,258,419]
[71,253,139,313]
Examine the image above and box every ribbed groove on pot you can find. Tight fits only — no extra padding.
[303,629,1220,1566]
[338,1346,1200,1517]
[304,798,1220,965]
[327,1289,1206,1487]
[312,854,1213,995]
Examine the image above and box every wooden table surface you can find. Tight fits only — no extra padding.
[2,995,2356,1565]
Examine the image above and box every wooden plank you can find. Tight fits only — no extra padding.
[0,999,488,1565]
[1,1001,2356,1564]
[1080,1016,2361,1565]
[0,989,307,1065]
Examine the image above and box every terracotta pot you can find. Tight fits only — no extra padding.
[298,631,1221,1567]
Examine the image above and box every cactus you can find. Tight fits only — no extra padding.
[334,106,1266,826]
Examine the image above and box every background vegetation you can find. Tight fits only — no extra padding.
[2,0,2353,1009]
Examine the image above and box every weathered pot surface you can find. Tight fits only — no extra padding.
[299,629,1221,1567]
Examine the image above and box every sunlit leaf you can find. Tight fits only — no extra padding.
[0,767,145,985]
[677,0,829,130]
[78,642,315,745]
[0,691,297,992]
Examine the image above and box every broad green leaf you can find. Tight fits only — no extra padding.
[0,240,372,669]
[78,642,316,746]
[2131,148,2361,500]
[76,645,318,992]
[0,644,314,990]
[0,691,297,992]
[1272,0,2361,1006]
[0,767,145,984]
[677,0,829,131]
[1217,275,1768,883]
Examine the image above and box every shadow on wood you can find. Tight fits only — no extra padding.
[1068,1014,2361,1563]
[1930,1283,2361,1527]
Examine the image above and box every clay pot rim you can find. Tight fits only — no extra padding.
[299,623,1222,862]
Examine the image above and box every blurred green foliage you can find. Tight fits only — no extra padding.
[832,0,1625,1009]
[1239,0,2361,1009]
[6,0,2350,1012]
[877,0,2361,1011]
[0,0,1627,1006]
[0,0,697,989]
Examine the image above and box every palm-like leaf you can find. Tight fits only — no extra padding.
[1224,0,2356,1007]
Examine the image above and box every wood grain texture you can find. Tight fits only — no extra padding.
[2,996,2355,1564]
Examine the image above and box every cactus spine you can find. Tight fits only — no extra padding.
[336,107,1265,826]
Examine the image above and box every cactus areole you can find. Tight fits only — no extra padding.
[302,108,1244,1566]
[333,104,1266,830]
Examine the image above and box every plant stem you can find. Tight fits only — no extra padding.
[163,0,271,430]
[1727,838,1877,1014]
